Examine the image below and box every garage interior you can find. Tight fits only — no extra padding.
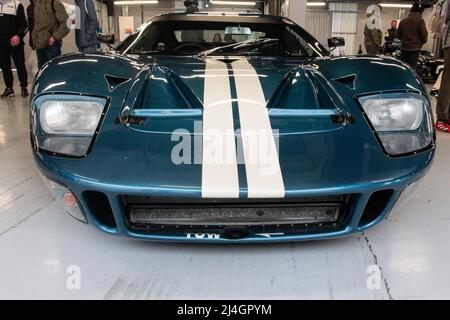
[1,0,449,299]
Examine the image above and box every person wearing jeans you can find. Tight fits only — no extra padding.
[0,0,29,98]
[36,41,62,68]
[435,0,450,132]
[27,0,70,69]
[75,0,99,53]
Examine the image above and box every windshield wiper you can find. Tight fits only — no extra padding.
[195,38,280,60]
[129,50,160,55]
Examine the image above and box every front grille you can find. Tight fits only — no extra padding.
[121,195,354,239]
[129,206,340,226]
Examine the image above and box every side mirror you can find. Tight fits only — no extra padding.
[97,33,115,45]
[327,37,345,49]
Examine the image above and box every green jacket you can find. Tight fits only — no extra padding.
[364,25,382,49]
[28,0,70,50]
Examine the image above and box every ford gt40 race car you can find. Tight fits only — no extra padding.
[30,13,435,242]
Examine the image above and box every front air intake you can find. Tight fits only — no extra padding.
[359,190,394,227]
[83,191,116,228]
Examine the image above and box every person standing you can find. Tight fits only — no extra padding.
[364,4,383,54]
[435,0,450,132]
[384,20,398,55]
[75,0,99,53]
[397,2,428,68]
[0,0,29,98]
[27,0,70,69]
[386,20,398,41]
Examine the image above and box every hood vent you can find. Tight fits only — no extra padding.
[333,74,356,90]
[267,68,337,110]
[136,66,203,109]
[105,74,131,91]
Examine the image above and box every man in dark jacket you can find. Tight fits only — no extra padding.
[0,0,28,98]
[397,2,428,68]
[75,0,98,53]
[384,20,398,55]
[386,20,398,41]
[435,0,450,132]
[27,0,70,68]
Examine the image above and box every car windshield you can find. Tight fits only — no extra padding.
[119,19,328,58]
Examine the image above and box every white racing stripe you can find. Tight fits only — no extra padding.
[231,59,285,198]
[202,59,239,198]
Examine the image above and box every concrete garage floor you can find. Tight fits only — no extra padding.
[0,82,449,300]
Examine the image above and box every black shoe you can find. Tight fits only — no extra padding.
[1,88,14,98]
[21,87,29,97]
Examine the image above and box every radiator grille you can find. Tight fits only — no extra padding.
[121,194,353,239]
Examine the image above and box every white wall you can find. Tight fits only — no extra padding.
[330,2,358,55]
[421,7,434,52]
[122,0,176,29]
[286,0,307,27]
[305,10,332,46]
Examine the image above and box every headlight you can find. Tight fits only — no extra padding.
[361,97,423,131]
[40,100,103,135]
[33,95,107,157]
[358,93,434,156]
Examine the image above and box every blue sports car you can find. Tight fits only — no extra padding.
[30,13,435,242]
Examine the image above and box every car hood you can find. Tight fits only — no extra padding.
[141,55,301,104]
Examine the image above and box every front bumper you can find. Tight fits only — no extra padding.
[34,152,433,243]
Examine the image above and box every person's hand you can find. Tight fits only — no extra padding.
[10,35,20,47]
[48,36,56,46]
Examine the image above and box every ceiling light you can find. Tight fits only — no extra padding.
[210,1,257,6]
[307,2,326,6]
[114,0,158,5]
[379,3,413,8]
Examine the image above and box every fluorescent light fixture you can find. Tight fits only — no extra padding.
[114,0,158,5]
[307,2,326,6]
[210,1,257,6]
[379,3,413,8]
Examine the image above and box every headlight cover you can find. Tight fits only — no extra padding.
[40,100,103,135]
[33,95,107,157]
[358,93,433,156]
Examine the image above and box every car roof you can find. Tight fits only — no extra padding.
[151,12,289,24]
